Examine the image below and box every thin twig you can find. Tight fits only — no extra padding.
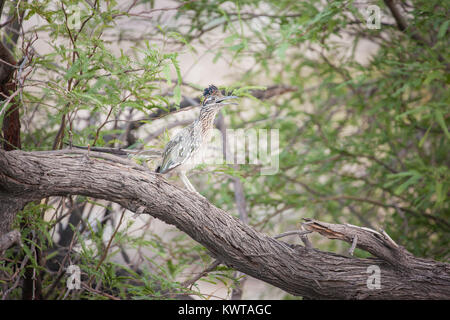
[87,210,126,287]
[181,259,221,289]
[273,230,312,240]
[348,235,358,256]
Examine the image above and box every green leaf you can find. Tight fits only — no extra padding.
[173,85,181,106]
[387,170,420,178]
[435,110,450,140]
[435,181,444,206]
[423,70,442,85]
[275,42,289,60]
[418,124,432,148]
[22,243,38,267]
[162,64,172,86]
[438,20,450,39]
[170,55,182,85]
[229,42,246,52]
[395,174,421,194]
[224,33,239,44]
[213,51,223,63]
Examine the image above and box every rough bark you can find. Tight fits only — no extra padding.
[0,0,23,151]
[0,41,21,151]
[0,149,449,299]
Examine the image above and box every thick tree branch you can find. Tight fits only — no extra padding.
[302,219,411,270]
[0,149,449,299]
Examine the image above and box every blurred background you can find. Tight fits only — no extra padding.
[0,0,448,299]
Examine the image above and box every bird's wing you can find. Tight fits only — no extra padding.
[158,123,202,174]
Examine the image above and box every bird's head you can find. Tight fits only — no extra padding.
[202,84,238,107]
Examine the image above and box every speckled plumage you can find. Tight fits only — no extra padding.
[156,119,203,174]
[156,85,238,193]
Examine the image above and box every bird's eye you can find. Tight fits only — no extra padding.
[204,96,214,105]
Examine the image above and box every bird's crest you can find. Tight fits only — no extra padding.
[203,84,219,98]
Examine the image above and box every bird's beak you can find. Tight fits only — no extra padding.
[216,95,238,105]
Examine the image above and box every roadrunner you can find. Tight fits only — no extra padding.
[156,85,238,193]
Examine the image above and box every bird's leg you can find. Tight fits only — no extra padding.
[179,171,200,195]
